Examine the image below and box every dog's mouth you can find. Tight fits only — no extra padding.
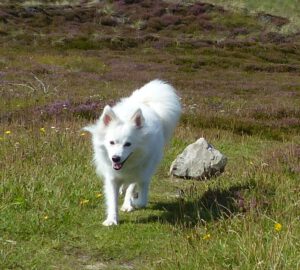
[112,153,132,171]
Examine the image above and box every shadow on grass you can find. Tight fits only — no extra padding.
[140,184,255,226]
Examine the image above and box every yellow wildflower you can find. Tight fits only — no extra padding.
[44,215,49,220]
[203,233,211,240]
[186,234,192,241]
[274,223,282,232]
[80,199,89,206]
[96,193,102,198]
[80,132,86,136]
[5,130,11,135]
[40,127,46,133]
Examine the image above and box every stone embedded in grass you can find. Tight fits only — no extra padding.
[170,138,227,180]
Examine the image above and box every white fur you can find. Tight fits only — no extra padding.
[84,79,181,226]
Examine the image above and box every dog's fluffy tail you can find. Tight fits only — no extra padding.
[130,79,181,142]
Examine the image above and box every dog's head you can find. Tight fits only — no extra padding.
[84,105,144,171]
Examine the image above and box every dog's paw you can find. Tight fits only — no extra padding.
[102,219,118,226]
[120,204,135,212]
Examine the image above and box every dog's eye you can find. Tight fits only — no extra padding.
[124,142,131,147]
[110,141,115,145]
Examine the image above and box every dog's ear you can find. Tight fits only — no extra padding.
[131,108,144,129]
[101,105,118,126]
[82,125,96,134]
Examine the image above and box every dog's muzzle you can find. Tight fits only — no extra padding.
[112,153,132,170]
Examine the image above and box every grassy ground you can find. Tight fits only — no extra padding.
[1,1,300,269]
[204,0,300,34]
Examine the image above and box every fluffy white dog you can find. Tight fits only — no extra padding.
[84,80,181,226]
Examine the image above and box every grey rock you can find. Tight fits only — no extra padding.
[170,138,227,180]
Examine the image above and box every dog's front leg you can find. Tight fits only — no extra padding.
[103,178,119,226]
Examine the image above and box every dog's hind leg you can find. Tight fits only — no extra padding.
[120,183,136,212]
[132,180,150,209]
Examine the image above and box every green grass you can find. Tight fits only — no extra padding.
[35,54,108,73]
[1,123,299,269]
[1,1,300,269]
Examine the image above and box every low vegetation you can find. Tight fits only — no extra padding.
[1,1,299,269]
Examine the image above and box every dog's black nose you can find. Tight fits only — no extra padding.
[112,155,121,163]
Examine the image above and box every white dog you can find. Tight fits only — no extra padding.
[84,80,181,226]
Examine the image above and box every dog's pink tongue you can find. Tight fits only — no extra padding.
[113,163,122,170]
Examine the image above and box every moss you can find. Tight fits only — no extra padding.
[212,11,262,31]
[174,54,242,72]
[59,37,102,50]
